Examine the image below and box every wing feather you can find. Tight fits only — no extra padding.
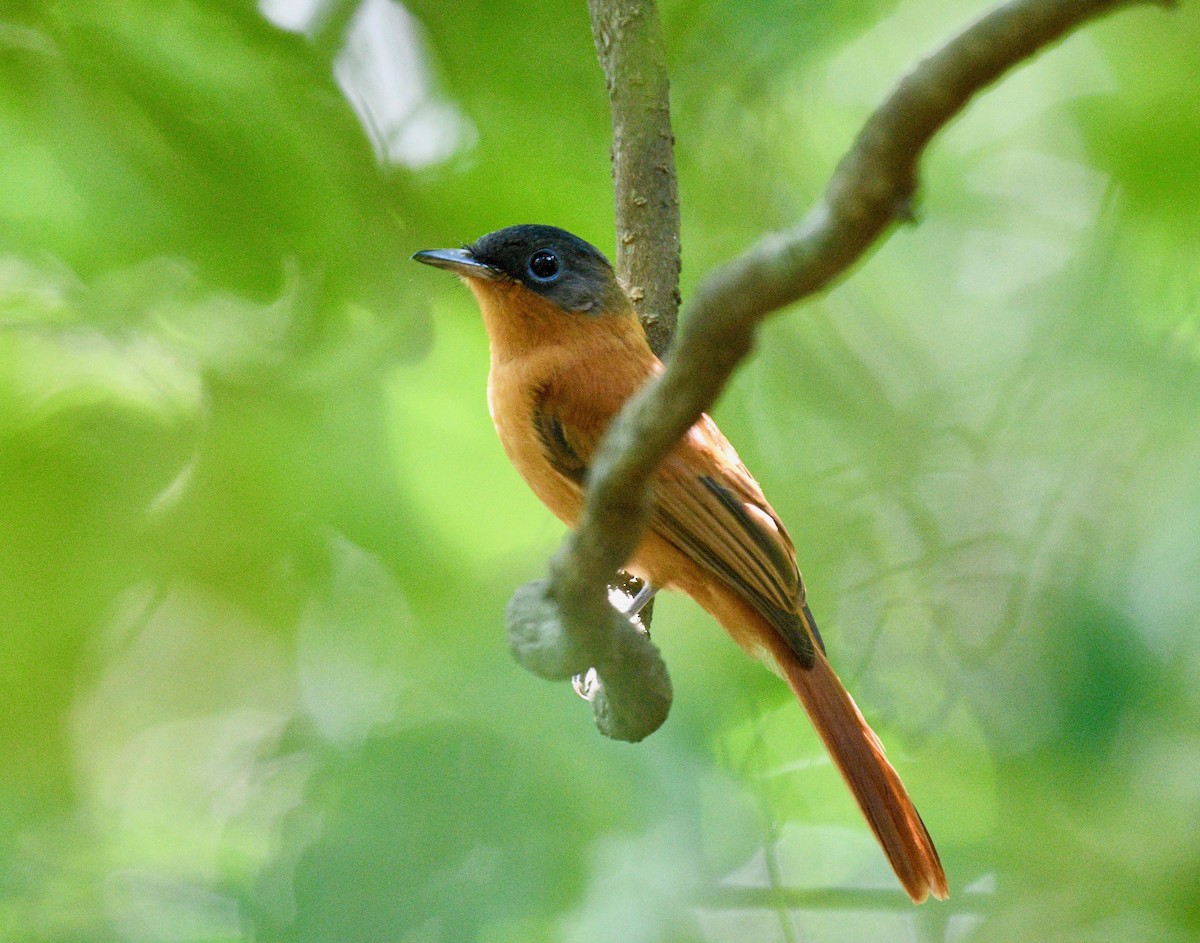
[531,395,818,665]
[652,422,815,664]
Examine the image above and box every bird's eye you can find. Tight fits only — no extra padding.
[528,249,559,281]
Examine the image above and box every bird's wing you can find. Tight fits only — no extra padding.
[532,395,817,665]
[531,397,589,486]
[651,415,817,665]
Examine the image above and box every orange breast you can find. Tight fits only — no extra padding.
[474,278,656,531]
[487,354,586,528]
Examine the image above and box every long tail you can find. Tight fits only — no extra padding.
[779,629,948,903]
[632,542,947,901]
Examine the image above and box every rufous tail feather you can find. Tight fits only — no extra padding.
[779,643,948,903]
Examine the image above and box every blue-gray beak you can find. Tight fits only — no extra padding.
[411,247,502,280]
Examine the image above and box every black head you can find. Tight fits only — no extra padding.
[413,225,623,314]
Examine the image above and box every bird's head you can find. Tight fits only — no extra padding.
[413,225,637,358]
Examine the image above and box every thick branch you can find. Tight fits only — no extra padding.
[508,0,1166,742]
[588,0,681,357]
[593,0,1167,493]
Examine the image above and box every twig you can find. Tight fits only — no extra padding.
[701,884,994,913]
[507,0,1168,742]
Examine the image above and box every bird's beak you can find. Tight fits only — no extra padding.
[411,247,502,281]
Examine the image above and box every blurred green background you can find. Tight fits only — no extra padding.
[2,0,1198,940]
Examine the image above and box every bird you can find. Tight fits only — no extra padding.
[413,224,948,903]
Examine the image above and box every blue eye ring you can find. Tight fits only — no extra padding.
[528,249,560,281]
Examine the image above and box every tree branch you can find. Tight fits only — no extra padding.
[589,0,681,637]
[506,0,1169,742]
[505,0,679,741]
[588,0,682,357]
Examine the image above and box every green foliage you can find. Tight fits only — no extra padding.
[1,1,1198,941]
